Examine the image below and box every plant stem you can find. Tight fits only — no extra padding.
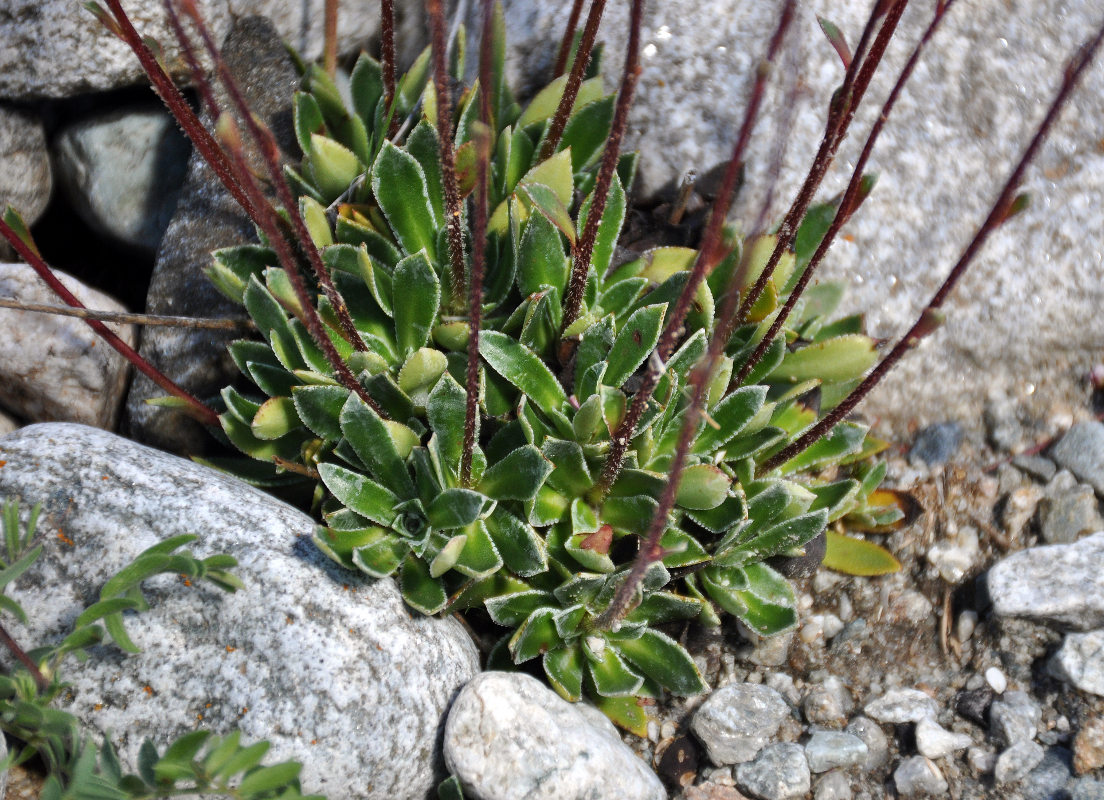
[381,0,398,137]
[538,0,607,162]
[0,298,254,330]
[561,0,644,331]
[0,216,220,427]
[734,0,954,388]
[324,0,339,77]
[0,622,48,691]
[427,0,468,309]
[553,0,587,77]
[760,17,1104,474]
[591,0,794,502]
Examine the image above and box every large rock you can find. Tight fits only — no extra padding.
[987,532,1104,630]
[0,423,481,800]
[0,0,385,99]
[0,263,135,428]
[123,16,298,454]
[443,672,665,800]
[55,107,191,251]
[490,0,1104,435]
[0,105,52,229]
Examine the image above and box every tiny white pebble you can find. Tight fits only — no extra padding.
[838,593,853,622]
[956,610,978,643]
[985,667,1007,694]
[660,721,676,739]
[647,720,660,742]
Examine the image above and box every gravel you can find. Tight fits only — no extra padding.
[734,743,811,800]
[1051,422,1104,497]
[893,757,948,797]
[863,689,940,724]
[803,731,868,773]
[995,740,1046,783]
[990,690,1042,746]
[691,683,792,766]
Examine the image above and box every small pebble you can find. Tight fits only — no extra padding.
[909,422,963,466]
[1001,485,1044,537]
[734,743,811,800]
[1020,746,1073,800]
[804,731,868,773]
[967,746,996,775]
[1049,629,1104,697]
[893,756,948,796]
[864,688,939,724]
[1070,777,1104,800]
[765,672,801,706]
[1051,421,1104,497]
[1073,715,1104,774]
[955,610,978,643]
[803,677,853,727]
[1013,454,1057,482]
[692,683,792,766]
[989,690,1041,745]
[995,740,1045,783]
[837,594,853,622]
[845,717,889,771]
[915,716,973,759]
[955,686,994,728]
[985,666,1007,694]
[813,771,851,800]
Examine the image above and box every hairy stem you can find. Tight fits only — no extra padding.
[324,0,339,77]
[553,0,588,77]
[0,622,48,692]
[427,0,468,308]
[760,18,1104,474]
[561,0,645,331]
[538,0,607,162]
[592,0,795,501]
[0,298,253,330]
[735,0,953,388]
[0,216,220,427]
[461,0,496,487]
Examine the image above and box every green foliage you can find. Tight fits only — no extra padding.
[0,500,321,800]
[208,11,900,726]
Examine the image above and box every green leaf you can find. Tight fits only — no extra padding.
[340,394,416,498]
[519,149,574,208]
[715,509,828,567]
[291,385,349,440]
[579,174,625,278]
[823,531,901,575]
[350,53,384,125]
[604,304,666,389]
[560,95,615,171]
[236,762,302,796]
[372,141,437,259]
[392,250,441,357]
[544,645,584,701]
[541,439,593,496]
[480,331,566,414]
[251,397,300,440]
[309,134,362,202]
[154,731,210,782]
[675,464,730,510]
[692,386,769,454]
[319,463,399,526]
[454,521,504,578]
[509,608,560,662]
[774,335,878,384]
[211,740,270,780]
[427,372,468,475]
[400,556,448,614]
[478,445,554,501]
[484,506,547,577]
[614,629,705,696]
[774,421,867,474]
[516,203,568,297]
[586,642,644,697]
[519,181,576,247]
[426,489,490,530]
[406,121,445,225]
[438,775,465,800]
[702,562,798,635]
[485,590,555,627]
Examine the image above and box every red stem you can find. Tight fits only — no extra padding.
[734,0,953,388]
[381,0,398,138]
[561,0,645,331]
[553,0,588,77]
[0,622,48,692]
[324,0,339,77]
[760,18,1104,474]
[538,0,607,162]
[0,218,219,427]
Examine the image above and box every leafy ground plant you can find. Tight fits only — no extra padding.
[1,0,1101,741]
[0,499,320,800]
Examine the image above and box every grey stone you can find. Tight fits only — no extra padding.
[863,688,939,724]
[1013,455,1059,483]
[813,771,851,800]
[804,731,867,773]
[908,422,963,466]
[1071,778,1104,800]
[987,532,1104,630]
[123,16,298,455]
[994,739,1045,784]
[802,675,853,726]
[892,757,948,797]
[443,672,664,800]
[1052,423,1104,497]
[1049,629,1104,696]
[736,625,793,667]
[55,107,190,251]
[0,423,480,800]
[489,0,1104,437]
[1038,484,1104,544]
[844,717,889,771]
[692,683,792,766]
[734,743,810,800]
[1020,747,1073,800]
[915,716,973,760]
[966,746,996,776]
[990,690,1042,746]
[0,105,51,226]
[0,0,386,99]
[0,263,135,428]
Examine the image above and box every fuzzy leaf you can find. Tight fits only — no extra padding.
[372,141,437,259]
[400,556,448,614]
[516,204,569,297]
[510,608,560,662]
[340,394,416,498]
[579,174,626,278]
[309,134,362,202]
[480,331,567,414]
[614,629,705,696]
[478,445,554,500]
[715,509,828,567]
[586,642,645,697]
[604,304,666,388]
[319,463,398,526]
[774,335,877,384]
[544,645,584,701]
[251,397,300,440]
[484,506,547,576]
[485,590,555,627]
[693,386,769,454]
[702,562,797,635]
[774,421,867,474]
[454,521,504,578]
[392,250,441,356]
[519,181,576,246]
[426,489,490,530]
[675,464,730,510]
[822,531,901,575]
[559,94,615,171]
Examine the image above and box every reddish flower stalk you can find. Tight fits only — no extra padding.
[324,0,339,77]
[553,0,588,77]
[100,0,259,226]
[733,0,954,387]
[0,215,220,427]
[731,0,907,334]
[760,18,1104,475]
[427,0,468,307]
[591,0,795,501]
[0,622,48,692]
[381,0,398,137]
[538,0,607,162]
[560,0,645,331]
[174,0,368,355]
[461,0,496,487]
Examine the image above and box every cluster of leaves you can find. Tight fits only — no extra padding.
[0,500,321,800]
[205,13,902,733]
